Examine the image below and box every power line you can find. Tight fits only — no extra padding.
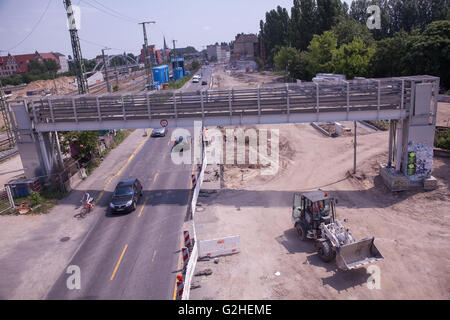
[3,0,53,52]
[79,37,134,53]
[88,0,139,23]
[79,0,137,24]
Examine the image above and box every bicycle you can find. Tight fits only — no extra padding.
[80,202,95,218]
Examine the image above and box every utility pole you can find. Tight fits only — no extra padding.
[63,0,88,94]
[139,21,155,90]
[101,48,111,93]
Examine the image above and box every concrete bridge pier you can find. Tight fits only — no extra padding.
[381,80,439,191]
[8,101,64,183]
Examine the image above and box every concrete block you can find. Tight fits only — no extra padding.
[424,176,438,190]
[380,165,410,192]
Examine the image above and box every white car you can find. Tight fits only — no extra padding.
[192,77,199,83]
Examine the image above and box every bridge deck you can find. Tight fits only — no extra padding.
[7,76,440,132]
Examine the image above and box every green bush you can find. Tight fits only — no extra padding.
[28,191,44,207]
[435,130,450,150]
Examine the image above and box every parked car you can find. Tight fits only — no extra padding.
[109,178,143,213]
[171,135,191,152]
[192,77,199,83]
[201,81,207,86]
[151,127,167,137]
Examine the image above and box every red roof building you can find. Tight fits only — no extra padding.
[0,51,62,78]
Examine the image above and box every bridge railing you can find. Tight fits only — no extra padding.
[11,76,439,128]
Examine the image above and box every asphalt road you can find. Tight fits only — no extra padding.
[46,132,192,299]
[180,65,213,92]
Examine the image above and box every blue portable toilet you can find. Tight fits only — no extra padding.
[152,65,169,84]
[174,67,183,80]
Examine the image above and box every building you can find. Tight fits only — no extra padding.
[140,45,157,67]
[52,52,69,73]
[207,44,230,63]
[232,33,259,59]
[207,45,217,61]
[0,51,67,78]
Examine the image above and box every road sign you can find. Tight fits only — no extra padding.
[160,119,168,127]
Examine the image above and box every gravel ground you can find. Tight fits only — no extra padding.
[189,71,450,300]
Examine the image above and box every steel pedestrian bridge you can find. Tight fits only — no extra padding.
[7,76,440,133]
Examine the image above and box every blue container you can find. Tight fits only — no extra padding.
[174,67,184,80]
[152,65,169,84]
[6,177,42,199]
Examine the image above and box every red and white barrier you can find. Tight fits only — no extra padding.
[176,274,184,300]
[199,235,241,258]
[182,247,190,269]
[191,174,197,189]
[183,230,192,248]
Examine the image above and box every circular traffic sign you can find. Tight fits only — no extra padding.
[160,119,169,127]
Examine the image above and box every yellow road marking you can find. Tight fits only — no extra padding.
[168,139,171,146]
[153,171,160,183]
[95,135,149,205]
[162,153,167,160]
[138,197,148,218]
[110,244,128,281]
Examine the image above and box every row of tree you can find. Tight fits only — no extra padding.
[259,0,449,88]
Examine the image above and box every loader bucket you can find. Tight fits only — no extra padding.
[335,237,384,271]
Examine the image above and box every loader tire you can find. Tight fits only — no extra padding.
[295,223,306,241]
[318,241,335,263]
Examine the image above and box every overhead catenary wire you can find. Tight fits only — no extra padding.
[88,0,139,23]
[2,0,53,52]
[78,0,138,24]
[79,37,136,54]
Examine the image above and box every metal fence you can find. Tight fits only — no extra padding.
[0,186,15,214]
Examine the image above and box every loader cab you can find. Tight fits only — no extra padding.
[292,191,335,225]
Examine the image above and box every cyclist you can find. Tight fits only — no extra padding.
[81,190,94,211]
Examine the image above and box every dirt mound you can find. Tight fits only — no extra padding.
[220,125,295,189]
[11,76,76,99]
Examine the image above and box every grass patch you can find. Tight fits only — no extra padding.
[1,188,67,216]
[435,127,450,150]
[167,67,200,90]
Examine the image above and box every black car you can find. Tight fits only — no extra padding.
[201,80,207,85]
[109,178,143,213]
[151,127,167,137]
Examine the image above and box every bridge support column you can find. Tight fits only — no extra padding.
[380,80,438,191]
[8,102,63,185]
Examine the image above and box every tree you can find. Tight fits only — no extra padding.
[289,0,318,51]
[406,20,450,88]
[191,60,200,71]
[316,0,345,34]
[259,6,290,65]
[43,58,60,74]
[28,60,45,75]
[60,131,100,162]
[306,31,338,76]
[331,18,375,46]
[274,46,299,72]
[332,36,375,78]
[370,30,410,77]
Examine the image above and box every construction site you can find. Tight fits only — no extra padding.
[186,66,450,300]
[0,0,449,306]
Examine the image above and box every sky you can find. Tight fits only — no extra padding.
[0,0,353,59]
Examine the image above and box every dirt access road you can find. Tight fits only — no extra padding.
[190,69,450,300]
